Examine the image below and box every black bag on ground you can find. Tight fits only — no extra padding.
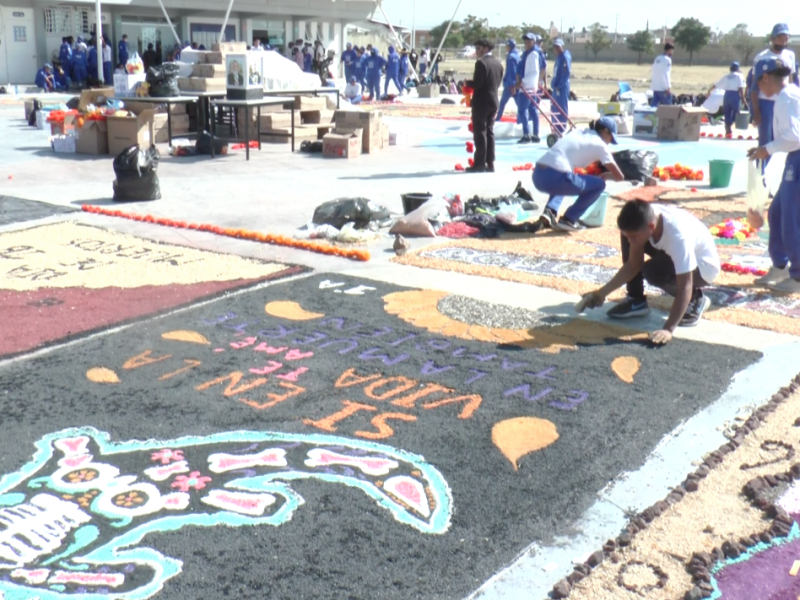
[300,140,323,153]
[112,145,161,201]
[146,62,181,97]
[28,100,42,126]
[612,150,659,182]
[312,198,391,230]
[195,131,228,155]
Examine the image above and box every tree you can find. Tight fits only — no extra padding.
[461,15,491,44]
[587,23,611,61]
[672,17,711,65]
[429,19,464,49]
[721,23,759,64]
[627,29,654,65]
[519,23,551,45]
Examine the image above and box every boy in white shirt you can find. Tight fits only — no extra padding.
[578,200,720,345]
[748,56,800,294]
[344,76,363,104]
[650,43,674,106]
[707,62,747,136]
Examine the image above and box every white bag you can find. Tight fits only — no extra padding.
[746,159,769,212]
[35,110,44,130]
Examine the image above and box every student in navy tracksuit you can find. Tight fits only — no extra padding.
[59,37,73,88]
[748,57,800,295]
[550,38,572,135]
[496,39,520,121]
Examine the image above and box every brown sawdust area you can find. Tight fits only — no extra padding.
[568,388,800,600]
[394,194,800,336]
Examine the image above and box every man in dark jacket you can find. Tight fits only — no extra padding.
[465,39,504,173]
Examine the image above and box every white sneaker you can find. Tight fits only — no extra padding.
[755,266,790,286]
[769,278,800,295]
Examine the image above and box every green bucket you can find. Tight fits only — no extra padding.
[709,159,735,188]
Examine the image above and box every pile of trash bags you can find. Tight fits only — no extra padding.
[146,63,181,98]
[112,145,161,201]
[312,198,392,230]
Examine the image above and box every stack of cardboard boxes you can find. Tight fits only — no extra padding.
[235,95,335,144]
[152,106,190,143]
[177,41,245,93]
[64,88,114,155]
[322,110,390,159]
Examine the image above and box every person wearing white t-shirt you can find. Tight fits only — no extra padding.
[707,61,747,136]
[344,76,363,104]
[748,56,800,295]
[515,32,542,144]
[578,201,720,344]
[650,43,674,107]
[533,117,625,232]
[751,24,799,166]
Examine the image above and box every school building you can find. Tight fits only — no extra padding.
[0,0,376,84]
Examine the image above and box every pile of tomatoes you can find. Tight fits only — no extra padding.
[652,163,705,181]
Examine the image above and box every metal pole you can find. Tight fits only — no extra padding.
[411,0,416,50]
[375,1,418,80]
[156,0,181,45]
[95,0,103,82]
[429,0,463,77]
[219,0,235,42]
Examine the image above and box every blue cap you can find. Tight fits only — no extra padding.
[522,32,536,41]
[44,63,52,69]
[506,39,516,47]
[553,38,565,48]
[597,116,619,144]
[730,61,740,71]
[756,56,792,79]
[534,34,543,42]
[772,23,790,37]
[350,76,356,82]
[346,42,352,48]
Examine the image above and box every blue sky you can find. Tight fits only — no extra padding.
[380,0,785,38]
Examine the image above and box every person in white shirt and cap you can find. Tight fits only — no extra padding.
[747,56,800,294]
[751,23,799,167]
[650,43,674,106]
[515,32,542,144]
[707,61,747,136]
[344,76,363,104]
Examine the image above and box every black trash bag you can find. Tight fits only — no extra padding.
[112,145,161,201]
[312,198,391,230]
[300,140,323,153]
[146,62,181,97]
[28,99,42,126]
[113,172,161,201]
[113,145,159,180]
[612,150,659,182]
[195,131,228,155]
[65,96,80,110]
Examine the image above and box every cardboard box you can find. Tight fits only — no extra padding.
[192,63,226,78]
[52,134,76,153]
[260,113,293,129]
[301,109,334,125]
[334,109,382,128]
[381,123,390,148]
[656,105,707,141]
[212,42,247,53]
[362,122,383,154]
[106,105,155,156]
[192,77,226,92]
[50,122,65,136]
[73,119,109,155]
[205,52,224,65]
[262,129,318,144]
[179,49,205,64]
[114,73,146,97]
[152,113,191,143]
[417,84,440,98]
[323,132,361,158]
[294,96,328,111]
[79,87,115,111]
[597,101,622,116]
[633,107,658,137]
[24,99,34,121]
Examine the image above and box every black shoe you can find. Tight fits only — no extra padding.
[464,165,486,173]
[540,207,558,228]
[680,293,711,327]
[486,163,495,172]
[607,296,651,319]
[517,136,532,144]
[554,217,586,232]
[530,135,541,143]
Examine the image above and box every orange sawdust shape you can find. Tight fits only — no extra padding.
[611,356,641,384]
[492,417,559,471]
[612,186,678,202]
[264,301,325,321]
[161,330,211,344]
[383,290,647,353]
[86,367,120,384]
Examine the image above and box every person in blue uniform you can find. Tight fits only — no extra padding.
[54,65,70,90]
[496,39,520,122]
[118,34,129,66]
[707,62,747,136]
[550,38,572,135]
[87,43,99,84]
[35,64,55,92]
[342,43,357,82]
[384,45,401,95]
[354,47,366,88]
[58,37,73,89]
[72,42,88,88]
[516,32,541,144]
[366,48,386,100]
[399,48,410,93]
[747,56,800,294]
[751,23,798,168]
[303,46,312,73]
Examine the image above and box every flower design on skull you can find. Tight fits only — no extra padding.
[171,471,212,492]
[67,468,99,483]
[113,491,148,507]
[151,449,185,465]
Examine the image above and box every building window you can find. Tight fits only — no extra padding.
[13,26,27,42]
[76,8,92,35]
[44,7,73,34]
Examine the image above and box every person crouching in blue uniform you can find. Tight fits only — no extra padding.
[707,62,747,136]
[35,64,55,92]
[748,57,800,295]
[496,39,520,122]
[550,38,572,135]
